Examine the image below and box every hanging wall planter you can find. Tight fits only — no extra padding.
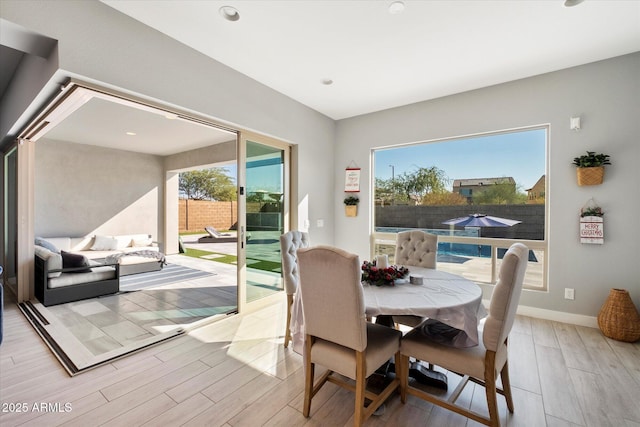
[344,195,359,217]
[573,151,611,186]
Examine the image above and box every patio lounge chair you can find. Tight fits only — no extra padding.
[197,226,238,243]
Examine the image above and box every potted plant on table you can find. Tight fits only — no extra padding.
[344,195,359,217]
[572,151,611,186]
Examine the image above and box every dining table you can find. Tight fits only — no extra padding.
[362,266,487,389]
[363,266,487,348]
[288,265,487,389]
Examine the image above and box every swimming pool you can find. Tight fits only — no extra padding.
[377,227,538,262]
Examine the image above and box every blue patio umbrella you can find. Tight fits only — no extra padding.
[442,213,521,227]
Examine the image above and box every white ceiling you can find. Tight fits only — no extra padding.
[101,0,640,120]
[43,96,236,156]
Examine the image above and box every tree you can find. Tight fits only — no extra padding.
[375,166,450,205]
[179,168,236,201]
[398,166,449,203]
[472,181,527,205]
[374,177,394,205]
[422,192,468,205]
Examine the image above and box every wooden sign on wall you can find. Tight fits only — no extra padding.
[344,168,361,192]
[580,216,604,244]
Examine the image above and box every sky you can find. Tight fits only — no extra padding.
[218,128,546,193]
[374,128,546,191]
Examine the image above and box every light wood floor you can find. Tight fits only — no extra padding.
[1,291,639,427]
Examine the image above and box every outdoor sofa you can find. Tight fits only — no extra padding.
[34,245,120,306]
[38,234,164,276]
[34,234,165,306]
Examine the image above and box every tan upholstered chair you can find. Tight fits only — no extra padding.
[297,245,402,427]
[280,230,310,348]
[393,230,438,327]
[398,243,529,427]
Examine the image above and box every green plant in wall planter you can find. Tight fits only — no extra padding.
[344,195,359,217]
[572,151,611,186]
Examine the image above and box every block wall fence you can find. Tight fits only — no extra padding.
[179,199,237,232]
[179,199,265,232]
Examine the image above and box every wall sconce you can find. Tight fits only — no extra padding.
[570,116,581,131]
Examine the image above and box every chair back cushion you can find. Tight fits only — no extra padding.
[280,231,310,295]
[394,230,438,268]
[483,243,529,352]
[298,245,367,351]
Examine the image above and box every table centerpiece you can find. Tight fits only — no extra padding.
[361,260,409,286]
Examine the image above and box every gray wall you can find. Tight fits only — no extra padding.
[35,139,164,239]
[334,52,640,317]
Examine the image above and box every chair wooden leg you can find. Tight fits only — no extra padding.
[484,351,500,427]
[500,360,514,413]
[303,337,314,417]
[284,294,293,348]
[354,351,366,427]
[399,354,409,403]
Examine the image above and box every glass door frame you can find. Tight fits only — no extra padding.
[237,130,291,314]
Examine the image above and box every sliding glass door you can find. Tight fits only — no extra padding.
[237,133,289,312]
[3,147,18,295]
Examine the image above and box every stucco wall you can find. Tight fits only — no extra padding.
[34,139,164,239]
[335,52,640,318]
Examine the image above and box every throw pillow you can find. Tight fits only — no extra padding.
[61,251,92,273]
[35,237,60,253]
[91,235,118,251]
[132,237,153,247]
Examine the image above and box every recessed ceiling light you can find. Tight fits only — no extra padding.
[564,0,585,7]
[164,113,178,120]
[321,78,334,86]
[219,6,240,21]
[389,1,405,14]
[126,132,137,136]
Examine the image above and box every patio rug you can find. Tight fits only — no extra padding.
[119,263,216,291]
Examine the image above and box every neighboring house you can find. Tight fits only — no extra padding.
[452,177,516,203]
[526,175,546,204]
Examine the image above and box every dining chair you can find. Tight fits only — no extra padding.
[279,230,310,348]
[297,245,402,427]
[398,242,529,427]
[393,230,438,327]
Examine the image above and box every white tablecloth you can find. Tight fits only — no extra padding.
[290,267,487,354]
[363,267,487,347]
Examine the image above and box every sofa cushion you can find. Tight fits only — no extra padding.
[132,236,153,247]
[42,237,72,252]
[34,245,63,278]
[47,266,117,289]
[78,249,124,260]
[61,251,92,273]
[35,237,60,253]
[114,235,134,249]
[91,235,118,251]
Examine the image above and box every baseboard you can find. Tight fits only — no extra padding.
[482,299,598,328]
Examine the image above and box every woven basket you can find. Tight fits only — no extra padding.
[597,288,640,342]
[576,166,604,186]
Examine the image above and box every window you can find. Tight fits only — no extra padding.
[372,127,547,290]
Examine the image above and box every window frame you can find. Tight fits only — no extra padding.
[370,125,548,291]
